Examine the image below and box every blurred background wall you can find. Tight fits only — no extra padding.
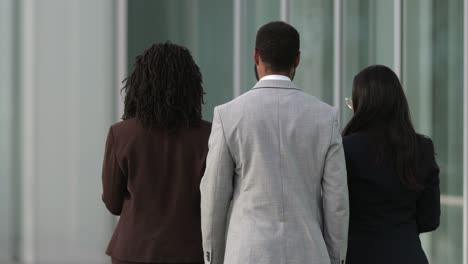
[1,0,116,263]
[0,0,466,263]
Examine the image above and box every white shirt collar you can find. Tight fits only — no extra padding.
[259,75,292,82]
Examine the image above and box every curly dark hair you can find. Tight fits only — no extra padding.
[121,42,204,130]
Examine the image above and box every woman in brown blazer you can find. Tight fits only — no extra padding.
[101,42,211,264]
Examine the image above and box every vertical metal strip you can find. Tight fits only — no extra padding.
[233,0,242,97]
[20,0,35,262]
[463,0,468,263]
[333,0,343,116]
[68,0,80,253]
[188,0,199,59]
[281,0,289,22]
[11,1,21,260]
[116,0,127,120]
[394,0,402,79]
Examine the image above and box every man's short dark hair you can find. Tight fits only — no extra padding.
[255,21,300,72]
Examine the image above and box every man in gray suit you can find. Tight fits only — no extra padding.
[201,21,349,264]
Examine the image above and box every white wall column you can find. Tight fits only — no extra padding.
[20,0,36,262]
[280,0,290,22]
[333,0,343,117]
[463,0,468,262]
[233,0,242,97]
[393,0,402,79]
[18,0,117,263]
[116,0,127,120]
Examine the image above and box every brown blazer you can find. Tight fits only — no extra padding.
[102,118,211,263]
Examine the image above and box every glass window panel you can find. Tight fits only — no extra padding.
[0,0,17,261]
[403,0,463,262]
[420,204,463,263]
[403,0,464,211]
[241,0,280,93]
[342,0,394,123]
[290,0,334,104]
[127,0,233,121]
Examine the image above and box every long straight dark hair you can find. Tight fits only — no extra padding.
[343,65,423,190]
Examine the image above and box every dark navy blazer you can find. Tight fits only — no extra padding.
[343,132,440,264]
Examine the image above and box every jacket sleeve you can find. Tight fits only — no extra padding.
[101,127,127,215]
[322,109,349,264]
[417,140,440,233]
[200,107,235,264]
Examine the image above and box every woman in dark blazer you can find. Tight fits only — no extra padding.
[342,65,440,264]
[101,42,211,264]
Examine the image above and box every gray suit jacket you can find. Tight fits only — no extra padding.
[201,79,349,264]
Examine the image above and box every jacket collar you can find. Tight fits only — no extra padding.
[252,79,301,91]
